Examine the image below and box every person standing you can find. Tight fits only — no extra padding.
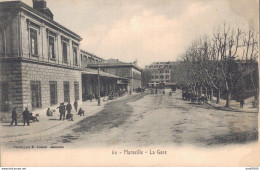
[57,103,65,120]
[22,107,30,126]
[10,107,18,126]
[66,102,72,116]
[73,100,78,112]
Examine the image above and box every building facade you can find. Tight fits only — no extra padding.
[80,50,118,100]
[0,0,82,113]
[80,49,105,68]
[87,59,142,92]
[145,62,179,88]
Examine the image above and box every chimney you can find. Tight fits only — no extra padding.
[32,0,54,20]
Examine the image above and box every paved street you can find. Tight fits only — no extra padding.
[3,90,258,148]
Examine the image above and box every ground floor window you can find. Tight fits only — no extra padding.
[31,81,42,108]
[74,81,79,101]
[64,82,70,102]
[50,81,57,105]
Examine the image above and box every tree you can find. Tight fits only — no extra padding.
[179,24,259,107]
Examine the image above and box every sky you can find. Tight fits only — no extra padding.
[2,0,259,67]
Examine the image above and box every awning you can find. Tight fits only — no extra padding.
[81,68,120,79]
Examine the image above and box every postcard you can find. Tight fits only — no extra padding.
[0,0,259,167]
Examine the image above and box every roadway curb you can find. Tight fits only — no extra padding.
[0,107,104,143]
[0,93,139,143]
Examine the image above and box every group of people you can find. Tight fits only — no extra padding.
[10,100,85,126]
[56,101,84,121]
[10,107,39,126]
[150,88,172,96]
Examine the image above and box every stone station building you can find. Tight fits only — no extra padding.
[0,0,82,113]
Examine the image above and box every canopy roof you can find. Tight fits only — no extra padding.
[81,68,128,80]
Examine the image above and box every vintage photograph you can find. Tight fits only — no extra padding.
[0,0,259,167]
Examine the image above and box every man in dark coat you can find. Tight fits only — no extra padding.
[66,102,72,114]
[10,107,18,126]
[57,103,66,120]
[73,100,78,112]
[22,107,30,126]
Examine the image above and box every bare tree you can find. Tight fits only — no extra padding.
[179,24,259,107]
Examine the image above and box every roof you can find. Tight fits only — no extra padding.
[104,58,124,64]
[87,63,143,72]
[0,1,82,41]
[81,68,128,80]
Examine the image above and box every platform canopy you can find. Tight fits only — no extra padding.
[81,68,127,80]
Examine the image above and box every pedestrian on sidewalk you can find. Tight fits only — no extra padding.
[66,112,74,121]
[57,103,65,120]
[10,107,18,126]
[46,108,53,116]
[22,107,30,126]
[66,102,72,114]
[78,108,85,116]
[74,100,78,112]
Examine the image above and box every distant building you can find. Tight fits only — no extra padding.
[145,61,179,88]
[87,59,142,92]
[0,0,83,112]
[80,51,124,100]
[80,50,105,68]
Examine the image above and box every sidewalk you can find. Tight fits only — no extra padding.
[206,96,258,113]
[0,93,137,142]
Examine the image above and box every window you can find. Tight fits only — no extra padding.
[74,82,79,101]
[48,36,55,59]
[160,75,164,79]
[62,41,68,63]
[64,82,70,102]
[73,47,78,65]
[165,70,169,73]
[49,81,57,105]
[151,76,154,79]
[31,81,41,108]
[160,70,164,73]
[1,82,9,112]
[30,28,38,55]
[165,75,169,79]
[155,76,158,79]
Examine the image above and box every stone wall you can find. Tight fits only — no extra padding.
[21,61,82,112]
[0,60,23,112]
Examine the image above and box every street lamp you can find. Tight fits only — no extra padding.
[97,65,101,106]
